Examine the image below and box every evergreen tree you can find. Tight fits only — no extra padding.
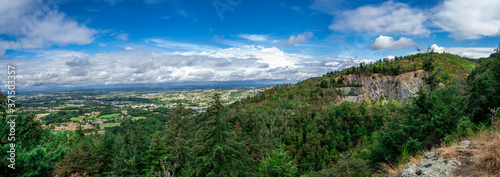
[257,145,297,177]
[188,93,253,177]
[423,52,435,72]
[145,131,167,175]
[56,137,104,176]
[109,133,140,176]
[320,80,328,88]
[148,102,194,176]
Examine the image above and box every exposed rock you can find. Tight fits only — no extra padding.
[336,70,426,103]
[336,87,362,95]
[398,141,471,177]
[456,140,470,149]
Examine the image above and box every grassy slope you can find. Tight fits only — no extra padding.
[433,53,476,81]
[308,53,475,88]
[245,53,478,114]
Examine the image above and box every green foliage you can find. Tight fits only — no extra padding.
[258,145,298,177]
[0,91,68,177]
[465,49,500,123]
[147,102,194,176]
[317,154,371,177]
[423,52,435,71]
[145,131,168,175]
[188,93,253,177]
[56,136,104,176]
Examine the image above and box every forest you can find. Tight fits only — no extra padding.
[1,48,499,176]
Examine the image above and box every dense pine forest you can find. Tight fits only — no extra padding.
[1,48,500,176]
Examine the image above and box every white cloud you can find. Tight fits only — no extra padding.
[116,33,129,41]
[330,1,429,36]
[411,44,495,59]
[279,32,314,46]
[370,35,415,50]
[0,45,368,88]
[0,0,96,50]
[432,0,500,40]
[235,34,268,41]
[429,44,445,52]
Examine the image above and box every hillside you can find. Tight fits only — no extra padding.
[2,51,497,177]
[245,52,477,107]
[224,52,492,175]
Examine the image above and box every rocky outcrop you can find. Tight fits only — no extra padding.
[336,70,427,103]
[398,141,471,177]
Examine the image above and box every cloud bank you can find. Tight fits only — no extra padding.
[0,45,368,89]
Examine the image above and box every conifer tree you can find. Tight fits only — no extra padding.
[152,102,194,176]
[145,131,167,175]
[57,138,103,176]
[188,93,252,177]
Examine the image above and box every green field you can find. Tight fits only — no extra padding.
[55,106,79,109]
[99,122,121,129]
[92,114,119,119]
[70,117,84,122]
[132,117,146,120]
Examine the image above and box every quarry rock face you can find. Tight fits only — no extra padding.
[336,70,427,103]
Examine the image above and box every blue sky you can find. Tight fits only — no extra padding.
[0,0,499,89]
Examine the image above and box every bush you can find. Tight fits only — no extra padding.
[317,154,371,177]
[258,146,298,177]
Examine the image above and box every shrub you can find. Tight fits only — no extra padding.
[317,154,371,177]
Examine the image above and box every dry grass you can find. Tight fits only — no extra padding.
[381,152,425,175]
[449,129,500,177]
[441,148,457,159]
[388,129,500,176]
[473,131,500,176]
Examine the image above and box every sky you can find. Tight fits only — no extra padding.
[0,0,499,90]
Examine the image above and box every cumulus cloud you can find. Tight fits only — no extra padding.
[432,0,500,40]
[411,44,495,59]
[370,35,415,50]
[429,44,445,52]
[323,0,500,40]
[0,0,97,50]
[236,34,268,41]
[279,32,314,46]
[66,57,92,76]
[0,45,369,89]
[329,1,429,36]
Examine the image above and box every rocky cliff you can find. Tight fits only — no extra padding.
[335,70,427,103]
